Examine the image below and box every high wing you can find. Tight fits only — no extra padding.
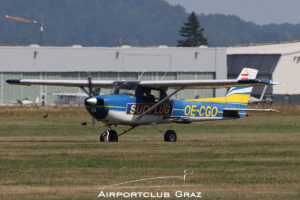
[6,79,277,89]
[139,79,276,89]
[6,79,114,89]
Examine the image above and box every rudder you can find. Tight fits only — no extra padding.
[226,67,258,105]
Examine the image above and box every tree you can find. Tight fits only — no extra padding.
[177,12,207,47]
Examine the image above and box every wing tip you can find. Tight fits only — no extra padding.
[260,79,280,85]
[238,79,279,85]
[6,79,21,84]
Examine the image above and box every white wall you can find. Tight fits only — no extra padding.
[273,52,300,94]
[0,46,226,73]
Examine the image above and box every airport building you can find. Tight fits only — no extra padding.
[0,46,227,105]
[228,41,300,104]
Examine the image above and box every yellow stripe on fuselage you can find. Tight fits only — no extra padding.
[173,108,185,111]
[186,94,250,104]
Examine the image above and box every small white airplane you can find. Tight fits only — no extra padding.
[7,67,278,142]
[248,85,273,104]
[17,98,34,105]
[53,93,88,104]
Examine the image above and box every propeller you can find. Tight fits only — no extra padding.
[86,74,97,105]
[85,73,97,126]
[88,74,92,97]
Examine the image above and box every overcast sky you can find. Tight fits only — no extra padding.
[166,0,300,25]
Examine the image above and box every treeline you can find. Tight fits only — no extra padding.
[0,0,299,47]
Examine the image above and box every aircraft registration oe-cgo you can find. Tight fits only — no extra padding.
[6,67,278,142]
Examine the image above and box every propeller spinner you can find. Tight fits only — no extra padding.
[86,97,97,105]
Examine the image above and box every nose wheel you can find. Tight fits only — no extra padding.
[100,130,118,142]
[100,124,138,142]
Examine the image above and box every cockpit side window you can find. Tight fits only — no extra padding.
[141,88,167,102]
[143,88,156,102]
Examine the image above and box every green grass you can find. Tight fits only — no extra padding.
[0,106,299,199]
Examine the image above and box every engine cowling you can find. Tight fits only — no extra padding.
[85,97,108,119]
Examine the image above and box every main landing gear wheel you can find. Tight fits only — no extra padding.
[164,130,177,142]
[100,130,118,142]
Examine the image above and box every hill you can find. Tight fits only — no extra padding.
[0,0,300,47]
[200,14,300,46]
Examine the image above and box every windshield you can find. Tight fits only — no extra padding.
[111,82,167,101]
[112,88,135,96]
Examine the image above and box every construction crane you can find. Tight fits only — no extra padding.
[5,15,44,46]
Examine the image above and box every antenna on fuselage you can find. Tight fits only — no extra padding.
[161,72,168,80]
[137,69,147,81]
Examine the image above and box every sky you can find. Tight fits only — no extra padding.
[166,0,300,25]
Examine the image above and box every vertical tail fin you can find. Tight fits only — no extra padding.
[226,67,258,105]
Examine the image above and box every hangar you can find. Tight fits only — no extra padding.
[0,46,226,105]
[228,41,300,104]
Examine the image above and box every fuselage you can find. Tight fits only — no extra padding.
[86,94,247,125]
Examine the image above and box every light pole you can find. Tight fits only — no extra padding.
[5,15,44,46]
[33,20,44,46]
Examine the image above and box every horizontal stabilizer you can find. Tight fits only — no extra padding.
[223,108,278,112]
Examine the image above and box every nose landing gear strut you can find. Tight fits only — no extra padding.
[100,124,138,142]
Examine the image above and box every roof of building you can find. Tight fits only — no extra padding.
[227,41,300,55]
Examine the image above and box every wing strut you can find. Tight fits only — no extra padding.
[80,87,89,96]
[137,87,184,120]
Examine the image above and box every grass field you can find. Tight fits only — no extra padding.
[0,106,299,200]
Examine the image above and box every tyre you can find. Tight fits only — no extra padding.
[100,132,106,142]
[164,130,177,142]
[109,130,118,142]
[100,130,118,142]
